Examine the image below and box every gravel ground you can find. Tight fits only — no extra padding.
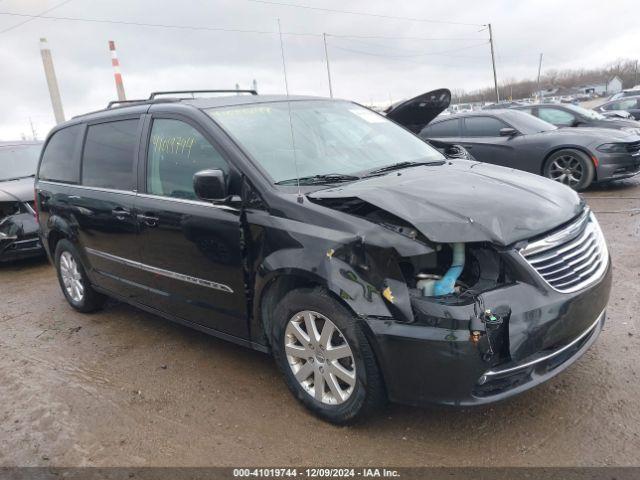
[1,179,639,467]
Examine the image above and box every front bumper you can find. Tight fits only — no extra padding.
[365,258,612,407]
[595,151,640,181]
[0,234,44,262]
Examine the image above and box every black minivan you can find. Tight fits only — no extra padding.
[35,90,612,424]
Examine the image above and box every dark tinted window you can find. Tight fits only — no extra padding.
[147,119,230,200]
[464,116,508,136]
[421,119,459,137]
[82,119,139,190]
[38,125,82,183]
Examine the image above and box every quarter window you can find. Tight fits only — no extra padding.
[38,125,82,183]
[147,119,230,200]
[82,119,139,190]
[538,108,575,126]
[464,117,508,137]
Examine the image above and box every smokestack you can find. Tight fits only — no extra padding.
[39,38,65,124]
[108,40,126,101]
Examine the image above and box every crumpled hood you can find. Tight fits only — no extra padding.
[309,160,584,246]
[0,177,35,203]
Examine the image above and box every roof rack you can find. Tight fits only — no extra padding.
[148,89,258,99]
[106,99,148,109]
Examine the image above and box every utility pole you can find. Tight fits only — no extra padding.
[635,60,638,86]
[108,41,126,101]
[39,38,65,124]
[29,118,37,140]
[322,33,334,98]
[488,23,499,103]
[536,53,543,100]
[252,78,258,93]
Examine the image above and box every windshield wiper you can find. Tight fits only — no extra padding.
[365,160,445,177]
[1,174,35,182]
[276,173,361,186]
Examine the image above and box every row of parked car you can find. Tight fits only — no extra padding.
[386,89,640,191]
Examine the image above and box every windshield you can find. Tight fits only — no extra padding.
[509,110,558,134]
[207,100,444,184]
[0,144,42,181]
[563,103,605,120]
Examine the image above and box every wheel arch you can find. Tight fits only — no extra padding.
[254,268,364,350]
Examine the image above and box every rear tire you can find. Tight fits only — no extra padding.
[54,239,106,313]
[544,149,595,191]
[270,287,386,424]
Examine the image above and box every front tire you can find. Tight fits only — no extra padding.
[54,239,106,313]
[270,287,385,424]
[544,149,595,191]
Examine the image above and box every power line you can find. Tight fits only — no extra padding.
[330,37,489,58]
[247,0,485,27]
[328,33,485,41]
[0,11,489,41]
[0,0,74,34]
[0,11,313,36]
[332,46,483,68]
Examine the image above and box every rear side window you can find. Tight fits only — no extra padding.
[464,116,507,136]
[38,125,82,183]
[146,118,230,200]
[421,119,459,137]
[82,119,139,190]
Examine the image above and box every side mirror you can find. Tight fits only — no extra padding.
[193,169,227,201]
[499,127,518,137]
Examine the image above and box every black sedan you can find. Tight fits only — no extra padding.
[593,96,640,120]
[401,109,640,190]
[0,141,45,261]
[512,103,640,135]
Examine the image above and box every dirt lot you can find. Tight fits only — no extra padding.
[1,179,639,468]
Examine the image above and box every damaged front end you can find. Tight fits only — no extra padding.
[0,200,43,262]
[307,190,611,407]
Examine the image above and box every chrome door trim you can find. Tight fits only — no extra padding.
[85,247,234,294]
[38,180,137,196]
[136,192,239,212]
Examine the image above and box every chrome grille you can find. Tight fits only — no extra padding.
[520,210,608,293]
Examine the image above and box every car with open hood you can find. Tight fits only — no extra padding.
[0,141,44,262]
[35,90,611,424]
[386,91,640,190]
[593,96,640,120]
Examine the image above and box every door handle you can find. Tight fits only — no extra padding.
[460,144,474,149]
[111,207,131,220]
[137,213,159,227]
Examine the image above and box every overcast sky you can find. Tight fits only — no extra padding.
[0,0,638,140]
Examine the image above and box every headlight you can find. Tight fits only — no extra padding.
[621,127,640,135]
[596,143,628,153]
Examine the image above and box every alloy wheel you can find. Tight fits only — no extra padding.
[60,251,84,302]
[284,310,356,405]
[548,154,584,187]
